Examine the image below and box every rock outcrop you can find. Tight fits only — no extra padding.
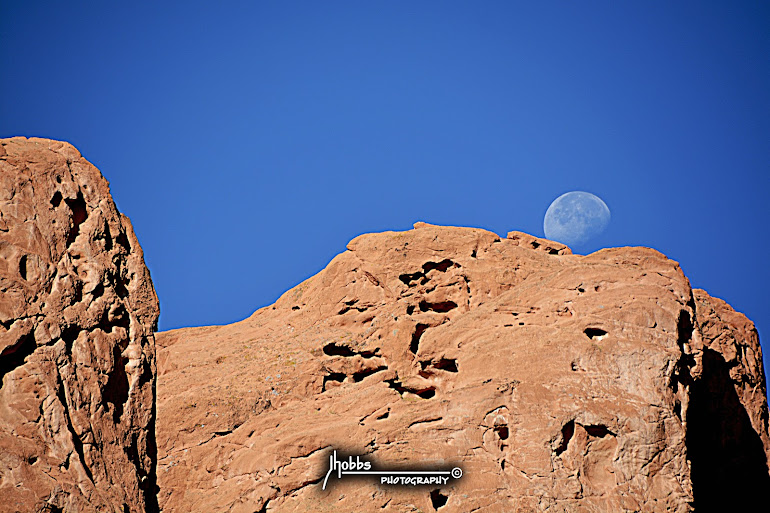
[3,136,766,512]
[0,138,159,512]
[156,223,769,512]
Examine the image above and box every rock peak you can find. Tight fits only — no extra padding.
[156,221,769,512]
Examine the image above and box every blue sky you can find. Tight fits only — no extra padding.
[2,2,768,373]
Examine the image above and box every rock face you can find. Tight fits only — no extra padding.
[5,136,764,512]
[156,222,769,512]
[0,138,159,512]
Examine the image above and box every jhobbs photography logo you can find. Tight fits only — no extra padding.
[322,450,463,490]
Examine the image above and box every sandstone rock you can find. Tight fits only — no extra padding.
[0,138,159,512]
[156,222,770,512]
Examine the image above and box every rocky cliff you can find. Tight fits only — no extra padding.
[2,138,767,513]
[0,138,159,512]
[155,223,769,512]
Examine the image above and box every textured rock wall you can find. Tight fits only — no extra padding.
[5,136,763,512]
[0,138,159,513]
[155,222,770,512]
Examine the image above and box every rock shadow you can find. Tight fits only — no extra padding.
[686,347,770,511]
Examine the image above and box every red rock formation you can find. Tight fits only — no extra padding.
[155,223,770,512]
[0,138,159,512]
[3,137,766,512]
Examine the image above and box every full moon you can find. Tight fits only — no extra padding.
[543,191,611,247]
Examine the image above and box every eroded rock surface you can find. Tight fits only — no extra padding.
[0,138,159,512]
[156,223,770,512]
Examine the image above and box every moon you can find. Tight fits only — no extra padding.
[543,191,610,247]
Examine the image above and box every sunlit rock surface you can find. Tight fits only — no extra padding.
[156,222,769,512]
[0,138,159,513]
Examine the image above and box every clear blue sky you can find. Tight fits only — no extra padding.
[2,2,768,373]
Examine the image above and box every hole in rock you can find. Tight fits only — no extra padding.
[18,255,27,280]
[377,410,389,420]
[386,379,406,395]
[353,366,388,382]
[585,424,612,438]
[406,305,415,315]
[292,306,300,311]
[494,425,509,440]
[50,191,62,207]
[419,300,457,313]
[410,324,430,354]
[422,259,456,273]
[322,373,346,391]
[416,388,436,399]
[102,221,113,250]
[555,420,575,455]
[584,327,607,340]
[323,343,355,357]
[677,309,693,351]
[433,358,458,372]
[338,302,368,315]
[399,271,424,287]
[430,489,448,510]
[386,379,435,399]
[64,192,88,246]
